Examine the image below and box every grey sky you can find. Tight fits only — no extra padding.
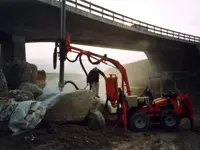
[90,0,200,35]
[26,0,200,74]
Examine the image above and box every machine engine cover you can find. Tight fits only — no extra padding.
[126,95,138,107]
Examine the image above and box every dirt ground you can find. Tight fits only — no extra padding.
[0,118,200,150]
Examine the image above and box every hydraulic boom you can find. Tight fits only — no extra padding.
[65,34,131,96]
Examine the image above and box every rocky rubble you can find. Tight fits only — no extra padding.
[0,60,43,102]
[0,69,8,97]
[19,82,43,99]
[7,82,43,102]
[0,60,45,134]
[8,90,34,101]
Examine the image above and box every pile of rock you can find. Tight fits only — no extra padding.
[0,59,106,132]
[0,60,44,133]
[0,60,43,102]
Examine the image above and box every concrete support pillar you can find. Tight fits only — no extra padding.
[0,35,26,68]
[12,35,26,61]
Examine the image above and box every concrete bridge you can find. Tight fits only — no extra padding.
[0,0,200,73]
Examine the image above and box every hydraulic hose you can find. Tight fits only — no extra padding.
[64,51,106,91]
[53,40,60,70]
[53,47,57,69]
[79,55,88,77]
[79,55,91,90]
[87,55,100,65]
[64,80,79,90]
[64,53,89,90]
[66,53,79,63]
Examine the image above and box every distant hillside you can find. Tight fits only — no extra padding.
[104,59,153,96]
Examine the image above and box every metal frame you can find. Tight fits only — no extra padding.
[55,0,200,43]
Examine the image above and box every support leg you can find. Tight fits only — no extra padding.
[1,35,26,68]
[122,100,127,129]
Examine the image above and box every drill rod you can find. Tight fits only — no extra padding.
[58,0,66,91]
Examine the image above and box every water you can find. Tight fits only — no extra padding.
[39,74,86,109]
[38,76,62,109]
[37,73,108,110]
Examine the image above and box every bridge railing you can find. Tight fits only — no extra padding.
[60,0,200,43]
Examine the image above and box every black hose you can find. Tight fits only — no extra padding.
[79,55,90,89]
[79,55,88,77]
[87,55,100,65]
[64,80,79,90]
[53,47,57,69]
[64,51,105,91]
[66,53,79,63]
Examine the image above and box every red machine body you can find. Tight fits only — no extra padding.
[105,74,118,105]
[139,93,193,118]
[132,91,194,130]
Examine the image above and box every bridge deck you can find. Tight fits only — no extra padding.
[39,0,200,44]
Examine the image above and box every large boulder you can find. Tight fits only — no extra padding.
[44,90,102,123]
[0,69,8,97]
[3,60,38,90]
[19,83,43,99]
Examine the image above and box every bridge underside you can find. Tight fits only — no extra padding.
[0,0,199,73]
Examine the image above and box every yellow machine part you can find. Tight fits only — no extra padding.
[137,97,146,103]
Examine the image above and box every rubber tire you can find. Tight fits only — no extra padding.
[160,109,180,131]
[129,112,150,132]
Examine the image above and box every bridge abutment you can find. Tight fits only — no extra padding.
[145,47,200,96]
[145,45,200,73]
[0,35,26,68]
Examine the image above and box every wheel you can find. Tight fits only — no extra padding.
[129,112,149,132]
[160,109,180,131]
